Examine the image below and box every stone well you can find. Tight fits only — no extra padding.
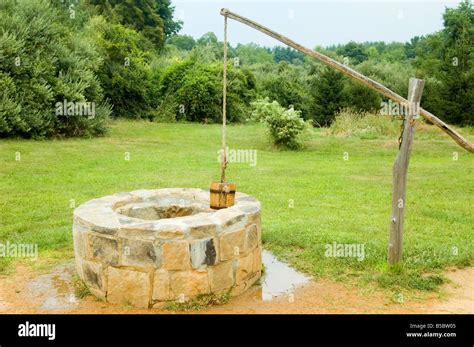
[72,188,262,308]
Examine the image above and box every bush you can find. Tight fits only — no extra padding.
[251,98,306,149]
[311,66,346,127]
[159,60,256,123]
[0,0,110,138]
[88,17,158,119]
[343,80,381,113]
[258,61,312,120]
[328,108,400,139]
[356,60,415,98]
[176,64,222,122]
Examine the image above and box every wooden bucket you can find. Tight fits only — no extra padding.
[209,181,236,209]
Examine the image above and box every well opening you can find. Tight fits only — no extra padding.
[117,197,213,221]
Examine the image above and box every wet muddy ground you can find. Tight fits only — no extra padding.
[0,251,472,314]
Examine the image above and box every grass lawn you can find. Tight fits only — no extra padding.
[0,120,472,294]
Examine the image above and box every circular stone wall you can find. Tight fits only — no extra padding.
[72,188,262,308]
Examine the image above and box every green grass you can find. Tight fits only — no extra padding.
[0,120,473,292]
[164,292,231,312]
[73,274,92,299]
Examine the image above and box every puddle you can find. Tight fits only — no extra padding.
[260,250,310,301]
[26,263,77,311]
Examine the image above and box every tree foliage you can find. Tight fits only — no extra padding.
[89,17,158,119]
[0,0,110,138]
[251,98,307,149]
[159,59,256,123]
[87,0,182,49]
[311,67,346,127]
[437,0,474,125]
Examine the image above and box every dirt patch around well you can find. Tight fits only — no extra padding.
[0,258,472,314]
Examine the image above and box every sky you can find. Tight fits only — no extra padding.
[172,0,462,48]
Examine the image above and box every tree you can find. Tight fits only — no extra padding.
[344,80,381,113]
[159,59,256,123]
[167,35,196,51]
[405,36,422,59]
[235,43,274,65]
[271,46,305,64]
[311,67,346,127]
[89,17,157,119]
[87,0,182,49]
[409,1,474,125]
[196,32,219,46]
[336,41,368,64]
[156,0,182,37]
[436,0,474,125]
[0,0,110,138]
[258,62,312,119]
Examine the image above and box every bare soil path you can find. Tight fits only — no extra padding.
[0,254,472,314]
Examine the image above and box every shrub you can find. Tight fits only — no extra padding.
[176,64,222,122]
[328,108,400,139]
[159,60,256,123]
[343,80,381,113]
[356,60,415,98]
[88,17,158,119]
[311,66,346,127]
[251,98,307,149]
[167,34,196,51]
[258,62,312,120]
[87,0,182,50]
[0,0,110,138]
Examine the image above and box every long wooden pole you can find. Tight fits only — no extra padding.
[220,8,474,153]
[388,78,425,264]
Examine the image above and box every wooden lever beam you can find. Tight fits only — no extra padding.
[220,8,474,153]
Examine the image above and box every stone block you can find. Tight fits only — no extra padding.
[73,226,91,260]
[189,238,217,269]
[209,261,234,292]
[89,234,119,266]
[244,224,259,253]
[236,252,254,283]
[107,267,151,308]
[152,269,170,301]
[252,246,262,273]
[162,240,190,270]
[184,218,218,238]
[219,228,245,261]
[118,221,159,238]
[170,270,210,299]
[213,209,247,230]
[121,238,161,268]
[74,207,121,235]
[82,260,106,291]
[89,287,106,301]
[231,271,260,297]
[155,224,185,239]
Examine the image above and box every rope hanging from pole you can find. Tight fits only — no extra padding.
[220,14,228,183]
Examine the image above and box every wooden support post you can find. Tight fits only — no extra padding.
[388,78,425,265]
